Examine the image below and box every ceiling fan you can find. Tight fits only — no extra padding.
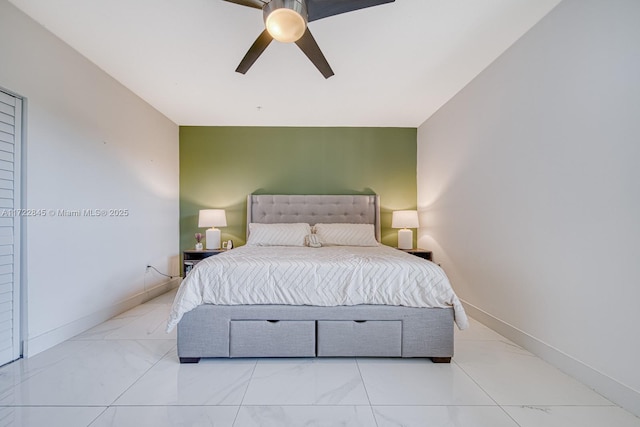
[224,0,395,78]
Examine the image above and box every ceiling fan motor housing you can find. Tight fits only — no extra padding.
[264,0,308,43]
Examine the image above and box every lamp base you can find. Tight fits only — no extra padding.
[205,228,221,249]
[397,229,413,250]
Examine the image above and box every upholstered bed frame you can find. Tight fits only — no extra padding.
[177,195,454,363]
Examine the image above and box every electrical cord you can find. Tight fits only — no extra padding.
[146,265,179,279]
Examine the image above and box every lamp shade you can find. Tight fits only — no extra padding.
[392,210,419,229]
[198,209,227,228]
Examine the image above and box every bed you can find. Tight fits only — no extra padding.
[168,194,467,363]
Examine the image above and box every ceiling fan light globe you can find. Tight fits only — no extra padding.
[266,8,306,42]
[263,0,308,43]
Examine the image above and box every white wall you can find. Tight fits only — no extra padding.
[0,0,179,355]
[417,0,640,415]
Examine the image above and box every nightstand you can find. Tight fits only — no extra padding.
[398,248,433,261]
[183,249,225,276]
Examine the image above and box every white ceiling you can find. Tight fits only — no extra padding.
[9,0,561,127]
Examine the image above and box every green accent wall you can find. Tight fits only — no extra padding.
[180,126,417,250]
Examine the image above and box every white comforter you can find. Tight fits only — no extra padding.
[167,245,468,331]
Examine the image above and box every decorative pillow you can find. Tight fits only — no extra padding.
[313,223,378,247]
[305,233,322,248]
[246,223,311,246]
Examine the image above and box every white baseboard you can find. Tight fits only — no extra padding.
[24,278,180,358]
[461,300,640,418]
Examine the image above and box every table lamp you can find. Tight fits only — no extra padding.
[392,210,419,250]
[198,209,227,249]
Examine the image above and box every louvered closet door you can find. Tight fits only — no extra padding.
[0,90,22,365]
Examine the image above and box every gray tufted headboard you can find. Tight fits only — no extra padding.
[247,194,381,241]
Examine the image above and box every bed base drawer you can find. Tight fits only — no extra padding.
[317,320,402,357]
[230,320,316,357]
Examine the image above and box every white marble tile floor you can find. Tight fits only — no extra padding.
[0,289,638,426]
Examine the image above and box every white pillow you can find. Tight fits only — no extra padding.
[247,223,311,246]
[313,223,378,247]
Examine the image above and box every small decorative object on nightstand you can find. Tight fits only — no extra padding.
[392,210,419,250]
[398,248,433,261]
[194,233,203,251]
[183,249,225,276]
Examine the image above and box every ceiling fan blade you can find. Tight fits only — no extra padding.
[222,0,266,10]
[307,0,394,22]
[295,28,334,79]
[236,30,274,74]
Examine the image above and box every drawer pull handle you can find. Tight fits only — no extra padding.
[267,320,280,323]
[354,320,367,323]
